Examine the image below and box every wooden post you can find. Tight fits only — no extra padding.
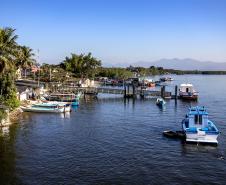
[161,86,165,98]
[140,89,144,99]
[132,84,136,98]
[163,86,165,98]
[124,85,126,98]
[175,85,178,99]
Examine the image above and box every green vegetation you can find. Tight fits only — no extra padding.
[60,53,101,78]
[96,67,133,79]
[0,109,7,121]
[16,46,36,78]
[164,69,226,75]
[0,27,36,110]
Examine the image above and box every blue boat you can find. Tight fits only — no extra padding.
[182,106,219,144]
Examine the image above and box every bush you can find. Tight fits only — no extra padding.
[0,109,7,121]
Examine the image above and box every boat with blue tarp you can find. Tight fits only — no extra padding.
[182,106,219,144]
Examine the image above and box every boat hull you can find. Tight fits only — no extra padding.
[179,95,198,100]
[21,105,71,113]
[185,132,218,144]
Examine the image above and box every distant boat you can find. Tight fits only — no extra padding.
[160,77,174,82]
[179,83,198,100]
[44,92,82,106]
[156,98,166,107]
[182,106,219,144]
[21,102,71,113]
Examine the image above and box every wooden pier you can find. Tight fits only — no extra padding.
[54,86,172,99]
[16,80,175,99]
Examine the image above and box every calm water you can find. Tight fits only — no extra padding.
[1,75,226,185]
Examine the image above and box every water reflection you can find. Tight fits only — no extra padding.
[180,142,225,160]
[0,126,9,137]
[0,125,20,185]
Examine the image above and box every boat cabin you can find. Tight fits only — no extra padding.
[179,84,195,93]
[185,106,209,129]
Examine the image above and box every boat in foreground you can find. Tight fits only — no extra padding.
[21,102,71,113]
[182,106,219,144]
[179,83,198,100]
[156,98,166,107]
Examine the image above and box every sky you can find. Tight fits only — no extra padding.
[0,0,226,65]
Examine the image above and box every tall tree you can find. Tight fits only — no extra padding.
[0,28,20,109]
[16,46,36,78]
[61,52,101,78]
[0,27,19,73]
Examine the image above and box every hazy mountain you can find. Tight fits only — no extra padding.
[105,58,226,70]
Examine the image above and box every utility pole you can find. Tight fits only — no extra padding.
[37,49,40,87]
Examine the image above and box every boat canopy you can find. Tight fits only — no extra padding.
[180,83,193,87]
[187,106,209,128]
[179,83,196,93]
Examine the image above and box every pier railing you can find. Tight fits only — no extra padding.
[15,80,172,98]
[58,86,171,98]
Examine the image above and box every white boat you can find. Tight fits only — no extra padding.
[179,83,198,100]
[160,77,174,82]
[21,102,71,113]
[182,106,219,144]
[156,98,166,107]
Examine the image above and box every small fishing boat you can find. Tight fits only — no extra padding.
[44,92,82,106]
[156,98,166,107]
[163,130,185,139]
[21,102,71,113]
[182,106,219,144]
[179,83,198,100]
[163,130,178,138]
[160,77,174,82]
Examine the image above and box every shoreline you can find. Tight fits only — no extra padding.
[0,108,23,127]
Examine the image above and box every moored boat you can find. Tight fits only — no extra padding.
[160,77,174,82]
[179,83,198,100]
[44,92,81,106]
[21,102,71,113]
[156,98,166,107]
[163,130,185,139]
[182,106,219,144]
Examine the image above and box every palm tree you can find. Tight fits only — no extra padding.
[61,53,101,78]
[0,27,19,73]
[17,46,36,78]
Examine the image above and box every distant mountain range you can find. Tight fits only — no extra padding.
[105,58,226,71]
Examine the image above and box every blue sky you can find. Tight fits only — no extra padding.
[1,0,226,65]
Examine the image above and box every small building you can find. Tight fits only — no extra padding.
[81,79,95,87]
